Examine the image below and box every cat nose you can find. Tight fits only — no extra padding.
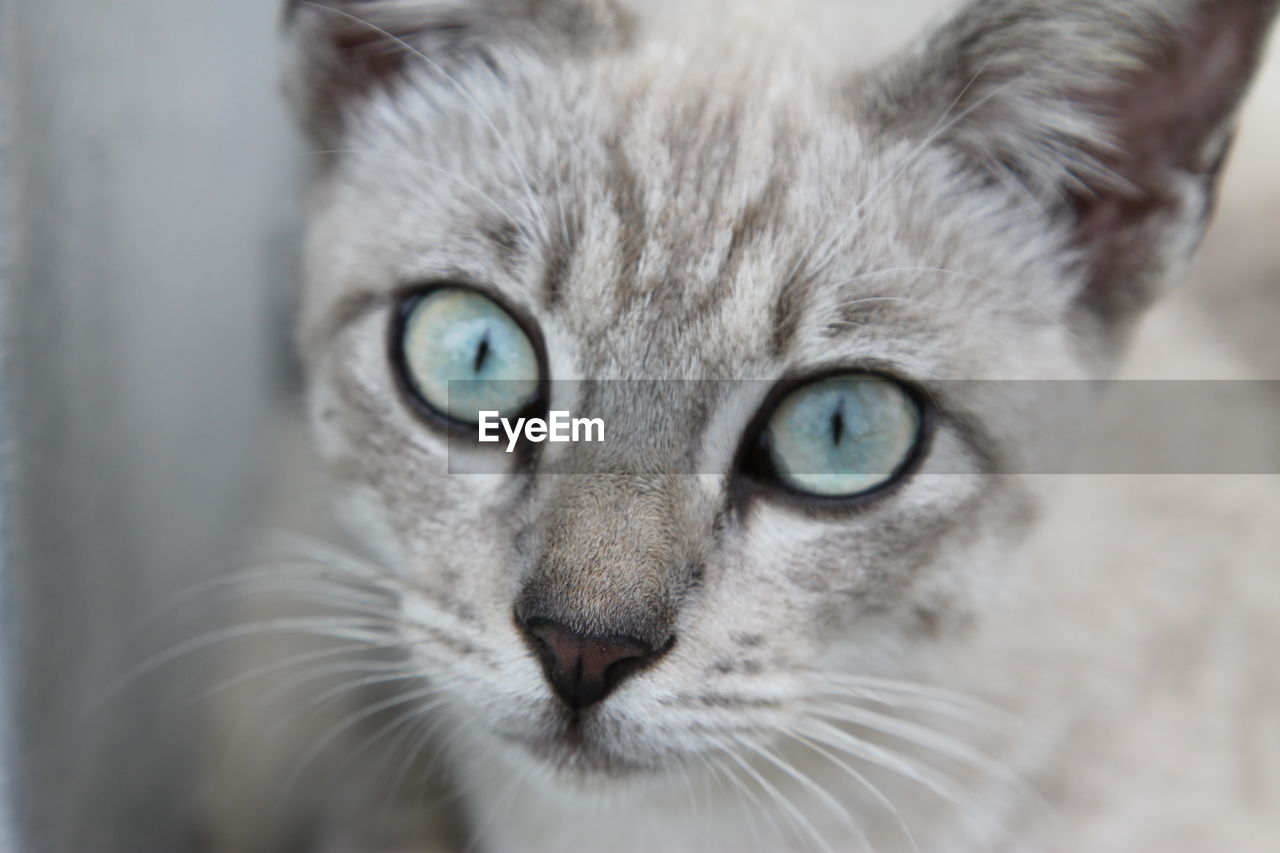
[519,617,670,711]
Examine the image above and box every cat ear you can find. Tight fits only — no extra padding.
[865,0,1279,323]
[281,0,630,145]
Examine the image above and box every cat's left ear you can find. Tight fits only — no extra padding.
[864,0,1279,324]
[281,0,631,145]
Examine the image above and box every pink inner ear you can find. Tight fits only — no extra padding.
[330,16,424,89]
[294,0,466,111]
[1068,1,1274,319]
[1104,3,1259,186]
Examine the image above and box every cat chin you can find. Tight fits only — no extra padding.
[505,731,660,782]
[478,703,693,784]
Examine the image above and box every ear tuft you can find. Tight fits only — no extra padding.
[866,0,1280,323]
[283,1,437,144]
[282,0,632,146]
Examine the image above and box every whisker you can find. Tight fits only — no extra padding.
[328,694,453,788]
[812,689,1054,826]
[276,662,466,726]
[797,718,972,811]
[671,756,704,840]
[738,736,866,852]
[712,734,833,853]
[810,685,1012,732]
[376,701,457,830]
[705,751,786,850]
[274,683,443,815]
[785,730,919,853]
[85,617,399,713]
[122,559,395,643]
[186,575,402,622]
[188,640,405,704]
[815,672,1009,712]
[807,703,1020,786]
[229,666,426,753]
[254,534,409,588]
[851,55,1061,226]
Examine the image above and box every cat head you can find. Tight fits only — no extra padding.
[283,0,1277,778]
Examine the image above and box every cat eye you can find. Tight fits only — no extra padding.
[393,286,543,427]
[745,374,923,500]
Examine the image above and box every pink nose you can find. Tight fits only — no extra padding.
[520,617,667,711]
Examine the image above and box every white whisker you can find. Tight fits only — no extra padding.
[798,718,972,810]
[785,730,919,853]
[706,750,786,850]
[808,702,1020,786]
[739,736,867,852]
[188,641,404,704]
[811,684,1013,731]
[851,56,1059,226]
[86,617,399,713]
[713,734,834,853]
[274,683,444,814]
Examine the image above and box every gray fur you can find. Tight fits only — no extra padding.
[253,0,1280,850]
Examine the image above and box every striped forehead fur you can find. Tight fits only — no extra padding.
[274,1,1280,851]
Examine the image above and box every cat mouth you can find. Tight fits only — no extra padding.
[504,710,665,779]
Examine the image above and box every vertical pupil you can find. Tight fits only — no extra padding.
[830,402,845,447]
[473,329,491,374]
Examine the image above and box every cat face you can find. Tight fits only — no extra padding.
[285,0,1277,777]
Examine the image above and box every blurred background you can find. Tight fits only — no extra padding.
[2,2,302,850]
[0,2,1276,852]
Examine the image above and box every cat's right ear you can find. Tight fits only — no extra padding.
[860,0,1279,325]
[281,0,632,145]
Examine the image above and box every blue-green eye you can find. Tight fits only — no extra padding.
[756,374,921,498]
[397,287,541,425]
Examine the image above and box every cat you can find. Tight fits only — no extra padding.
[205,1,1280,851]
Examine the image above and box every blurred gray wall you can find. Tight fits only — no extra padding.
[2,3,18,848]
[1,1,301,850]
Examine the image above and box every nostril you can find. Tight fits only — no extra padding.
[519,616,672,711]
